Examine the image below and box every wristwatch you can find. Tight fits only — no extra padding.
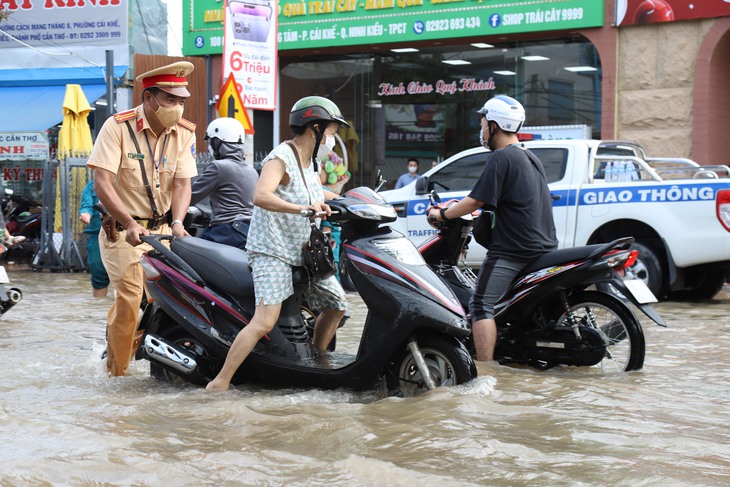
[171,219,183,228]
[439,208,451,222]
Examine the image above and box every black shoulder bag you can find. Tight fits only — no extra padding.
[472,209,495,248]
[286,141,336,280]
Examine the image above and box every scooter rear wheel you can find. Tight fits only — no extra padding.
[557,291,645,372]
[387,335,476,396]
[150,325,214,386]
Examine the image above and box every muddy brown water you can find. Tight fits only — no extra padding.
[1,272,728,486]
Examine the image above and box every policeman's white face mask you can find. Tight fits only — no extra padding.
[317,134,336,160]
[152,95,184,128]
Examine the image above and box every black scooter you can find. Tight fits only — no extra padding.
[421,193,666,371]
[1,189,41,261]
[135,186,476,396]
[0,256,22,317]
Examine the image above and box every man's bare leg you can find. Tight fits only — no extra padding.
[472,318,497,362]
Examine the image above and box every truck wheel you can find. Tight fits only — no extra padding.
[670,269,726,301]
[627,242,665,299]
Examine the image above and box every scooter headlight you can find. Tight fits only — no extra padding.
[349,203,397,221]
[373,238,425,266]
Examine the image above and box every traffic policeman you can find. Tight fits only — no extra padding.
[87,61,198,377]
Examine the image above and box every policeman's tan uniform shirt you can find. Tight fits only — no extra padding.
[87,105,197,217]
[86,105,197,376]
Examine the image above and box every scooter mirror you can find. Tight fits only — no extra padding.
[373,170,387,192]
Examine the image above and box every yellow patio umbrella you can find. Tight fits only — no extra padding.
[54,84,94,262]
[57,84,93,159]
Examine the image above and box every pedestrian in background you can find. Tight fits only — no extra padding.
[79,177,109,297]
[394,157,421,189]
[189,117,257,250]
[87,61,197,377]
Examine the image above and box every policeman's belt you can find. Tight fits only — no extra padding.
[115,215,171,231]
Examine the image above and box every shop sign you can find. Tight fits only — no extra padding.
[278,0,604,49]
[615,0,730,26]
[183,0,603,54]
[183,0,227,55]
[518,124,592,141]
[378,76,496,96]
[222,0,278,110]
[0,0,128,64]
[0,132,49,162]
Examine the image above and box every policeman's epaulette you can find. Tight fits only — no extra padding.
[113,109,137,123]
[178,117,196,132]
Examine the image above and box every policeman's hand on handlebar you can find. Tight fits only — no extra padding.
[125,221,149,247]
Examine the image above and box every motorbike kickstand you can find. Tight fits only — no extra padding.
[406,340,437,390]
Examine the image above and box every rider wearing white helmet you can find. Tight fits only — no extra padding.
[428,95,557,363]
[190,117,258,249]
[476,94,526,150]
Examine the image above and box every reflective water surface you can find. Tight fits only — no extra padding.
[1,271,729,486]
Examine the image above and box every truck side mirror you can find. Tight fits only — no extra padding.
[415,176,429,195]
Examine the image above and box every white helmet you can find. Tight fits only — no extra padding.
[477,95,525,133]
[205,117,245,144]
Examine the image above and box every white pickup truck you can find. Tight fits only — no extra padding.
[380,139,730,300]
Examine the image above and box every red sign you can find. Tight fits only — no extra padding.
[616,0,730,26]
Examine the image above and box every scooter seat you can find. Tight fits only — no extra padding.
[521,237,633,274]
[170,237,254,297]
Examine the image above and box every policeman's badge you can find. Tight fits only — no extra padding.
[191,143,196,157]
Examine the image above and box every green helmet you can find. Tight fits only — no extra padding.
[289,96,349,128]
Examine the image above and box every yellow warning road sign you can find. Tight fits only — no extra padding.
[216,73,254,134]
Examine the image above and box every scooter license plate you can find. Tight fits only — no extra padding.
[623,279,657,304]
[0,266,9,284]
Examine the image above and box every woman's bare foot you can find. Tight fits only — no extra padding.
[205,378,230,391]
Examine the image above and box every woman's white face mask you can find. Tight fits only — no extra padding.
[317,134,336,159]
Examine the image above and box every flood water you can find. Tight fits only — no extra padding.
[1,271,729,486]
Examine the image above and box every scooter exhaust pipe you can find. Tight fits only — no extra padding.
[144,334,198,375]
[7,288,22,304]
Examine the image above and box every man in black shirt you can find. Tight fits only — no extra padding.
[428,95,557,363]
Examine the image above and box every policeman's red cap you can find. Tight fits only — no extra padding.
[135,61,194,98]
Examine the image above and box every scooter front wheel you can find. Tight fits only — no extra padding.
[387,335,476,397]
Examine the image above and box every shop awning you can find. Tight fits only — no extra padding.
[0,84,107,132]
[0,66,127,132]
